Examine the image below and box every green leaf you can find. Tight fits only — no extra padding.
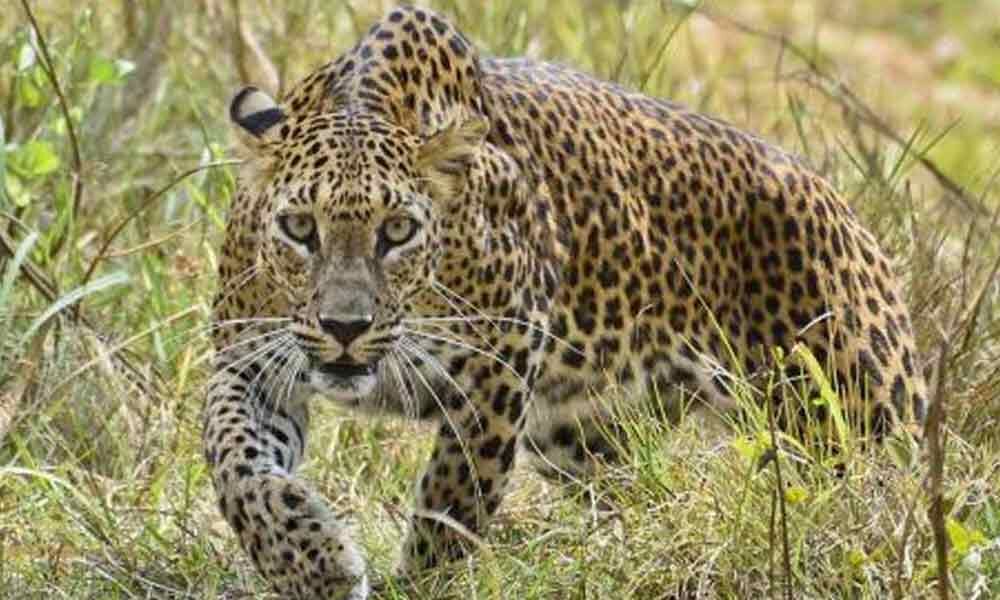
[846,548,868,570]
[784,486,809,505]
[6,174,29,208]
[16,76,44,108]
[88,56,118,84]
[947,517,988,558]
[9,140,61,179]
[795,344,849,447]
[731,435,758,463]
[88,56,134,85]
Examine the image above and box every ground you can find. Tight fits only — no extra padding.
[0,1,998,598]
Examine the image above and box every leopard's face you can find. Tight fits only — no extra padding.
[237,95,448,401]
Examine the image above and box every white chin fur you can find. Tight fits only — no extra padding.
[308,371,377,401]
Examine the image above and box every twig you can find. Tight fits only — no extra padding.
[80,159,241,285]
[925,260,971,600]
[766,389,794,600]
[925,334,951,600]
[768,485,777,599]
[696,7,991,219]
[20,0,85,254]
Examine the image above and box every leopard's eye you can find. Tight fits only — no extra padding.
[380,216,419,247]
[277,213,317,246]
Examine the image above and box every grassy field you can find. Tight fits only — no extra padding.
[1,1,999,598]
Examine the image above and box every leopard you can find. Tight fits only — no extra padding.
[203,6,927,598]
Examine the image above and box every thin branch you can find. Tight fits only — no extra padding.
[766,386,794,600]
[926,335,951,600]
[20,0,85,254]
[80,159,241,285]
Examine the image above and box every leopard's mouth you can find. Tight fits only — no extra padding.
[316,361,377,379]
[308,357,381,401]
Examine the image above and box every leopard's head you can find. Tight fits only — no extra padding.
[230,87,488,401]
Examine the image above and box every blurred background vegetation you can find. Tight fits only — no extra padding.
[1,1,998,598]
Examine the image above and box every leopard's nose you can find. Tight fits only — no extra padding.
[318,313,374,346]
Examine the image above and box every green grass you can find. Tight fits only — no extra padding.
[2,1,999,598]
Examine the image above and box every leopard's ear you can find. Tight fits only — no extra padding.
[417,115,489,178]
[230,86,286,140]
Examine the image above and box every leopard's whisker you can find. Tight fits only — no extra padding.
[245,337,300,419]
[209,329,288,366]
[275,352,308,424]
[430,281,506,337]
[401,327,529,391]
[220,263,265,294]
[206,332,292,381]
[398,338,572,489]
[138,315,292,362]
[386,350,420,419]
[212,264,264,310]
[404,315,583,356]
[149,320,291,368]
[200,327,292,367]
[182,316,293,339]
[395,345,483,493]
[203,333,296,396]
[399,337,480,423]
[395,347,465,443]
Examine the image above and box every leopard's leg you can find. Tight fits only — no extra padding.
[520,367,705,484]
[396,352,533,573]
[204,350,368,599]
[520,386,625,482]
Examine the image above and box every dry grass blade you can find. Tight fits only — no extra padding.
[0,318,52,446]
[892,470,930,599]
[0,225,166,397]
[43,305,199,403]
[232,0,281,96]
[954,209,1000,361]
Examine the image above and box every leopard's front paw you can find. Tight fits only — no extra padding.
[228,475,369,599]
[269,526,369,599]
